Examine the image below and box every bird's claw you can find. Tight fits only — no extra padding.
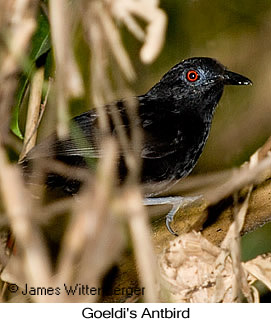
[144,196,184,235]
[166,216,178,236]
[165,199,183,236]
[144,195,202,236]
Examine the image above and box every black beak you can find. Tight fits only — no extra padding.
[223,70,252,86]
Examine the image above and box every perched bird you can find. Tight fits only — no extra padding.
[22,57,252,235]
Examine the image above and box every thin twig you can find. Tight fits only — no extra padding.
[19,76,52,161]
[19,66,45,160]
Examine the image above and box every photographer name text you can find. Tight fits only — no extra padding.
[8,283,145,297]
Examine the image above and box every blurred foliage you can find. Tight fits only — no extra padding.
[242,222,271,262]
[9,0,271,300]
[242,221,271,302]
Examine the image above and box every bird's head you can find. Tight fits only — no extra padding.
[147,57,252,117]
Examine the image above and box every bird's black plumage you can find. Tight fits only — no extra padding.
[22,57,252,229]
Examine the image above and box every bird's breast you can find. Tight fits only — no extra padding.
[140,109,212,183]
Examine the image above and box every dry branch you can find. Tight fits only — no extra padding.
[20,66,45,160]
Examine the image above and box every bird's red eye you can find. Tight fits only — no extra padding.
[186,70,199,82]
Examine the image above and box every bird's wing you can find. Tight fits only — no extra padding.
[139,98,183,159]
[141,137,179,159]
[24,110,102,162]
[55,111,102,159]
[25,99,182,162]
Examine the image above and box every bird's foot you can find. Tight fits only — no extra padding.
[144,196,202,236]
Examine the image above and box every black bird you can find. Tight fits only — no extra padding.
[22,57,252,235]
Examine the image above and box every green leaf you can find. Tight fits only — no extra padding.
[11,9,51,139]
[10,77,28,139]
[31,12,51,62]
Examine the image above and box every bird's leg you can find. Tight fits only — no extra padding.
[144,196,202,236]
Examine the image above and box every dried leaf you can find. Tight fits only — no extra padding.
[244,254,271,290]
